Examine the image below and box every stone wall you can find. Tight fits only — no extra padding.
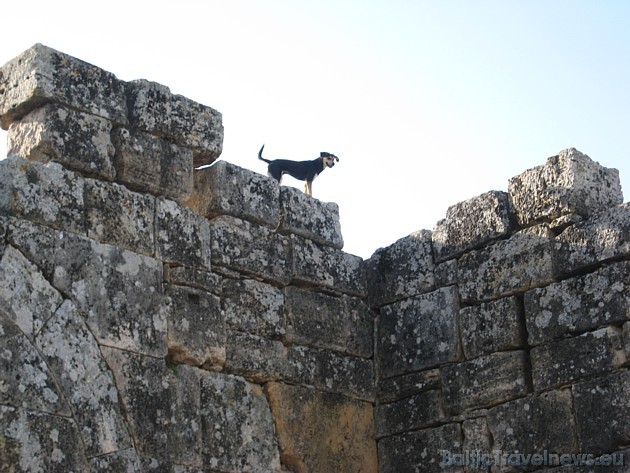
[0,45,629,473]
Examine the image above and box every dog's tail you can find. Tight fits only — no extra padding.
[258,144,271,164]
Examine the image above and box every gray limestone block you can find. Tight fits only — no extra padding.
[284,286,373,358]
[85,178,156,256]
[199,371,282,472]
[6,218,58,279]
[164,264,222,295]
[442,351,529,415]
[0,245,62,336]
[156,198,212,270]
[530,327,626,391]
[375,389,443,438]
[432,190,518,263]
[378,286,461,379]
[434,259,458,288]
[126,79,223,167]
[458,224,561,304]
[222,278,285,337]
[52,232,167,357]
[0,405,91,472]
[278,186,344,249]
[525,261,630,346]
[487,390,578,466]
[555,203,630,275]
[286,345,375,402]
[0,157,86,235]
[377,423,463,473]
[292,234,366,296]
[572,370,630,455]
[508,148,623,227]
[224,330,288,382]
[187,160,280,228]
[460,296,525,359]
[7,104,116,180]
[364,230,435,308]
[377,369,441,404]
[210,215,292,285]
[165,284,225,370]
[111,127,193,202]
[0,43,128,129]
[35,299,132,457]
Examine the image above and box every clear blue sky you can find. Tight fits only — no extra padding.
[1,1,629,259]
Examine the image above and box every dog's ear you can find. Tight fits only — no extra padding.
[321,152,339,161]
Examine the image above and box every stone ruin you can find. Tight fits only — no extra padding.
[0,44,629,472]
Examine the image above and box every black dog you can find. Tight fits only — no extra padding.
[258,144,339,197]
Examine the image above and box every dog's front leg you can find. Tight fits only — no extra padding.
[305,180,312,197]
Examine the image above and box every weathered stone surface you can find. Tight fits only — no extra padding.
[7,103,116,180]
[0,157,86,235]
[0,217,6,256]
[487,390,577,465]
[284,286,373,358]
[224,330,287,382]
[508,148,623,227]
[292,234,366,296]
[200,371,282,473]
[459,224,560,303]
[573,370,630,455]
[0,245,62,336]
[286,345,375,401]
[432,190,518,262]
[462,417,492,473]
[210,215,291,285]
[164,264,221,295]
[0,43,128,129]
[187,160,280,227]
[555,203,630,275]
[525,261,630,346]
[460,296,525,359]
[6,218,58,278]
[531,327,626,391]
[53,233,167,357]
[89,448,142,472]
[165,284,225,369]
[265,382,377,473]
[375,389,443,438]
[377,369,440,404]
[442,351,529,414]
[364,230,434,307]
[156,198,211,270]
[378,286,460,378]
[85,178,156,256]
[127,79,223,167]
[35,300,131,457]
[0,405,91,472]
[434,258,458,288]
[378,423,463,473]
[278,186,344,249]
[222,278,285,337]
[112,127,193,201]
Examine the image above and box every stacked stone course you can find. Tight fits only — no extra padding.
[1,45,629,473]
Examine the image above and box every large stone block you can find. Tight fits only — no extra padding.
[6,218,59,278]
[432,190,518,262]
[572,370,630,455]
[377,369,440,404]
[525,261,630,346]
[7,104,116,180]
[460,296,525,359]
[487,390,577,466]
[187,160,280,227]
[164,264,222,295]
[364,230,435,308]
[111,127,193,201]
[284,286,373,358]
[127,79,223,167]
[0,43,128,129]
[377,423,463,473]
[210,215,291,285]
[278,186,344,249]
[375,389,443,438]
[531,327,626,391]
[508,148,623,227]
[224,330,288,383]
[265,382,378,473]
[442,351,529,414]
[458,224,560,303]
[378,286,461,378]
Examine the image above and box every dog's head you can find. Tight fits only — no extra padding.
[320,152,339,168]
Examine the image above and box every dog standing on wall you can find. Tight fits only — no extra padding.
[258,144,339,197]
